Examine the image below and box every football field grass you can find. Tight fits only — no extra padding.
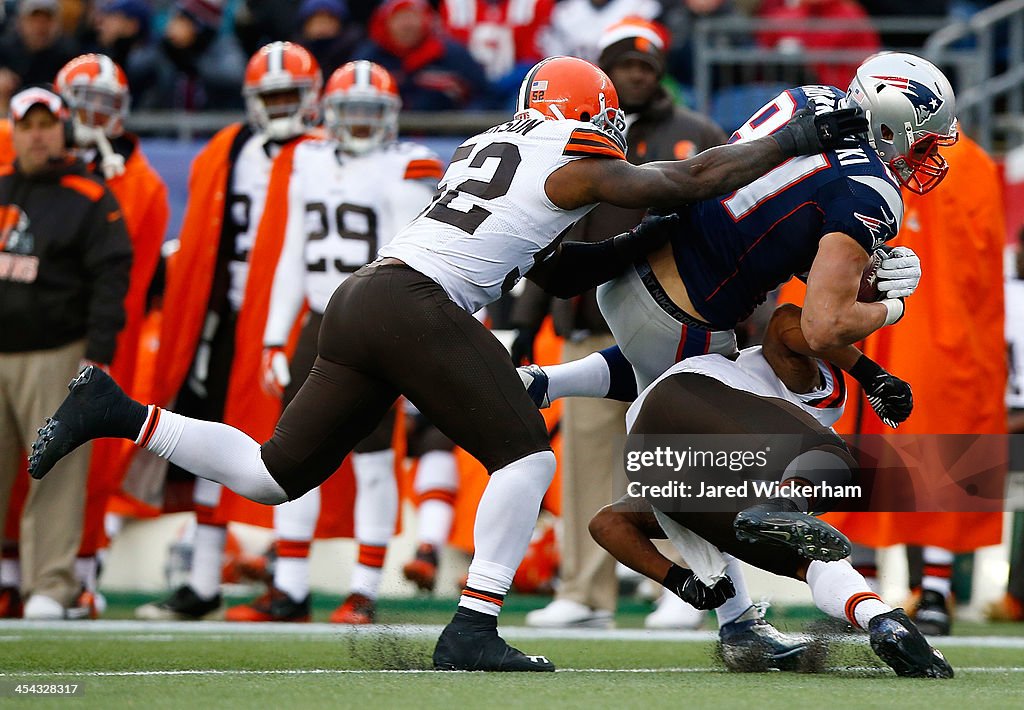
[1,619,1023,709]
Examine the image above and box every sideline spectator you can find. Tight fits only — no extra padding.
[234,1,299,57]
[0,85,131,620]
[355,0,486,111]
[295,0,363,79]
[0,0,79,110]
[541,0,661,63]
[756,0,880,89]
[441,0,555,110]
[90,0,164,109]
[159,0,246,110]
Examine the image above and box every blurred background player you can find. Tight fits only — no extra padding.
[53,53,169,617]
[224,61,444,624]
[0,85,131,619]
[513,18,728,631]
[135,41,321,621]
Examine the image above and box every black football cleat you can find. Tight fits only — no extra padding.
[868,608,954,678]
[912,589,953,636]
[136,585,223,621]
[734,498,851,562]
[433,609,555,672]
[28,366,147,480]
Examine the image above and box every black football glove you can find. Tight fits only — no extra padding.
[772,102,868,156]
[663,564,736,610]
[850,354,914,428]
[611,212,681,263]
[510,327,537,365]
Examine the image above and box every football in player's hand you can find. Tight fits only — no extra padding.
[857,247,889,302]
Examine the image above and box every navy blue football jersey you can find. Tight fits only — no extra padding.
[672,85,904,328]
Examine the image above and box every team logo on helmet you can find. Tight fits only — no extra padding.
[871,75,945,127]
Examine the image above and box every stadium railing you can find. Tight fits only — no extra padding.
[693,3,1024,152]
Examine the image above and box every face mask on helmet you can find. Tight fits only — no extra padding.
[324,94,399,154]
[848,53,958,194]
[63,84,128,145]
[243,42,322,142]
[245,85,319,142]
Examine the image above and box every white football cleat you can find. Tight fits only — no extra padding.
[525,598,613,629]
[23,594,65,620]
[645,589,706,630]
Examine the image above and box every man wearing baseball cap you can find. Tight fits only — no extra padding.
[0,85,131,619]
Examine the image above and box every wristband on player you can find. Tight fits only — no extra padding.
[848,354,885,387]
[881,297,905,327]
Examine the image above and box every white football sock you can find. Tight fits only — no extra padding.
[273,488,320,601]
[459,451,556,616]
[353,450,398,544]
[807,559,891,629]
[418,499,455,549]
[275,554,311,601]
[75,556,97,592]
[138,407,287,504]
[715,554,754,627]
[274,487,320,540]
[922,546,953,597]
[544,352,611,401]
[350,559,385,600]
[0,557,20,588]
[189,523,226,600]
[414,451,458,547]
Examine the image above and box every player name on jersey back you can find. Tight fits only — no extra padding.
[381,116,619,313]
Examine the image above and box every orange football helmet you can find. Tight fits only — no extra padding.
[243,41,322,141]
[323,61,401,155]
[55,53,129,143]
[515,55,627,150]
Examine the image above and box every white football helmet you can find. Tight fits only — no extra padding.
[846,52,958,194]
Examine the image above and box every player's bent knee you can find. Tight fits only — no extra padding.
[588,505,619,548]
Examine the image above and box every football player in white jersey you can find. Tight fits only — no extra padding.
[225,61,446,624]
[590,303,952,679]
[135,41,322,621]
[31,55,867,670]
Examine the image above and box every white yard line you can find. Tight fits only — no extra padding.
[2,620,1024,648]
[0,667,1021,678]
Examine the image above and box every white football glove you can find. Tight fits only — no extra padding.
[876,246,921,299]
[260,347,291,398]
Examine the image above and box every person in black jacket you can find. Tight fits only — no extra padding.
[0,85,131,620]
